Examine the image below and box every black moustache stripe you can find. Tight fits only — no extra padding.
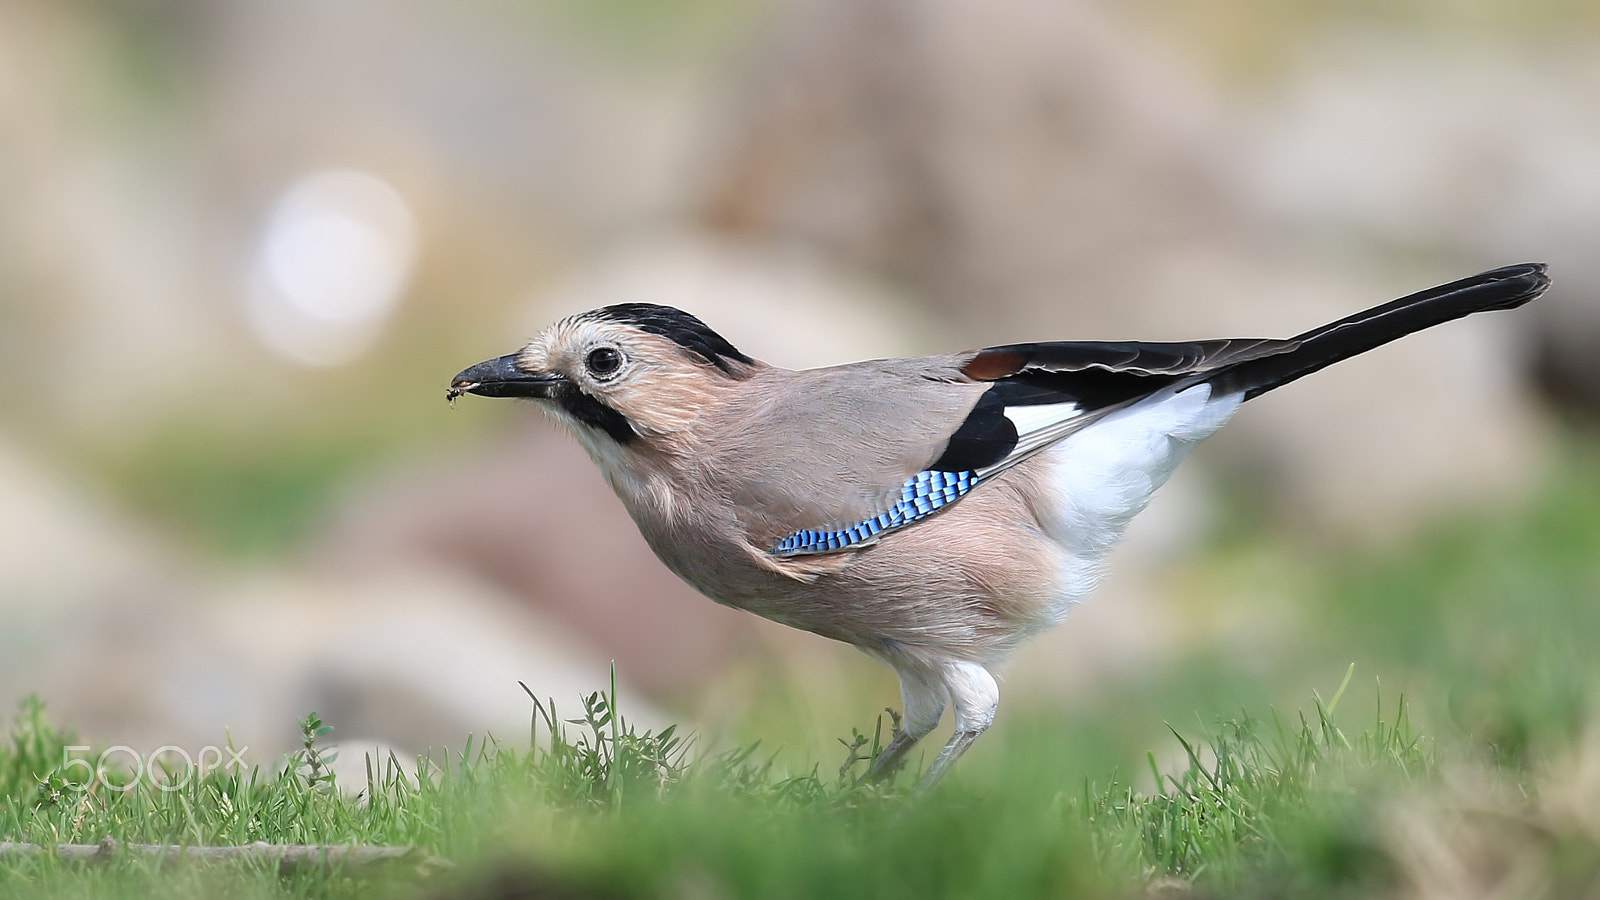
[553,383,637,444]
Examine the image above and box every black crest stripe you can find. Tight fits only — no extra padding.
[586,303,754,375]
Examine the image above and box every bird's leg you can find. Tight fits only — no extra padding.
[863,666,947,784]
[916,661,999,790]
[918,730,981,788]
[863,730,919,783]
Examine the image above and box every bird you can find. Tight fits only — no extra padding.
[449,262,1549,786]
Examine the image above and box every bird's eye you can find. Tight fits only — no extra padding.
[585,346,624,380]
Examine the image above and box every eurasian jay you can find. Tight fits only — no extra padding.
[450,263,1548,785]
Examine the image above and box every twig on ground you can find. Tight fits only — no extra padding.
[0,838,450,872]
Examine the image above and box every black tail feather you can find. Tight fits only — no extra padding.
[1210,263,1550,401]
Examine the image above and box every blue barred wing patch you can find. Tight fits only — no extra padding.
[771,470,981,557]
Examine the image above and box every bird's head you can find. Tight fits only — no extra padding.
[449,303,760,450]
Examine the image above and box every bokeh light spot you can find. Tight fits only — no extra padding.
[245,169,417,367]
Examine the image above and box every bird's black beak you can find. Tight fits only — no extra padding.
[448,353,566,401]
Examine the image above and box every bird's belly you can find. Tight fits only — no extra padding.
[629,492,1064,660]
[810,487,1082,661]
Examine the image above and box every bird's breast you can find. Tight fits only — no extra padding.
[596,461,785,609]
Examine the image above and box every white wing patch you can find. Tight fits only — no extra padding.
[1002,402,1083,436]
[973,401,1097,478]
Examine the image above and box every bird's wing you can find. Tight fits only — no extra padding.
[720,341,1290,559]
[944,338,1292,477]
[739,262,1551,560]
[705,361,987,559]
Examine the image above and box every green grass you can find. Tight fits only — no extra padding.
[4,449,1599,898]
[0,674,1431,900]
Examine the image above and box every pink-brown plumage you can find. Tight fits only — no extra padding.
[450,263,1549,784]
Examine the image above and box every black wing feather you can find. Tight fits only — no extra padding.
[931,393,1019,471]
[933,338,1289,473]
[935,263,1549,475]
[976,338,1290,377]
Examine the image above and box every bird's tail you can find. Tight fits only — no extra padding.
[1209,262,1550,401]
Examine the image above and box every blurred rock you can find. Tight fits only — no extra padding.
[0,432,657,758]
[701,0,1236,342]
[0,2,231,433]
[31,564,662,760]
[200,0,709,240]
[1532,310,1600,419]
[1236,39,1600,420]
[0,433,183,717]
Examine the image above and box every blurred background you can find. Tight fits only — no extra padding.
[1,0,1598,770]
